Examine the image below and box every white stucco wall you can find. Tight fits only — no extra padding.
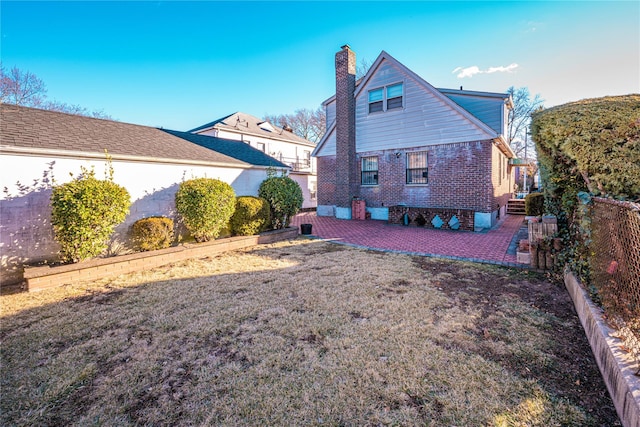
[0,153,268,285]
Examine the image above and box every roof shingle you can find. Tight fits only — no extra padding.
[0,104,287,168]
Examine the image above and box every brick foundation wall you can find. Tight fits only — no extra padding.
[357,141,494,212]
[388,206,475,231]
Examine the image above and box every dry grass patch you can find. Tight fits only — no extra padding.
[1,239,619,426]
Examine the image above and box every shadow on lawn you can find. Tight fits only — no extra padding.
[0,240,621,426]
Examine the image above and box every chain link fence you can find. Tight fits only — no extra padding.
[589,197,640,363]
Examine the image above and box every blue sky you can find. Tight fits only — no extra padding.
[2,1,638,131]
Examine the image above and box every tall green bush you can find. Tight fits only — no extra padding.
[230,196,271,236]
[175,178,236,242]
[531,94,640,283]
[51,166,130,263]
[258,175,303,229]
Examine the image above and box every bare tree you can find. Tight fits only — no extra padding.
[356,58,372,80]
[507,86,544,158]
[0,65,47,106]
[1,63,111,119]
[264,107,326,143]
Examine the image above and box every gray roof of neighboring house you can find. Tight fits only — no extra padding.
[161,129,289,168]
[0,104,288,168]
[189,111,316,147]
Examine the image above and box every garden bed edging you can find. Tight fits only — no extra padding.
[564,269,640,427]
[23,227,299,292]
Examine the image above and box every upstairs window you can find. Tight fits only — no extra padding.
[386,83,403,110]
[257,142,266,152]
[368,83,404,114]
[368,88,384,113]
[361,156,378,185]
[406,151,428,184]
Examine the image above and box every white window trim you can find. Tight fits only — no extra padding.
[367,81,404,114]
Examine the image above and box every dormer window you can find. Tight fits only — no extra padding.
[258,121,275,132]
[368,83,404,114]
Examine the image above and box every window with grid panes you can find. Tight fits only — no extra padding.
[361,156,378,185]
[406,151,428,184]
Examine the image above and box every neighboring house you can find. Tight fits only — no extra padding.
[0,104,289,286]
[313,45,515,230]
[189,112,317,209]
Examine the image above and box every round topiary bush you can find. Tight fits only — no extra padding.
[131,216,174,251]
[175,178,236,242]
[525,192,545,216]
[258,175,303,229]
[230,196,271,236]
[51,169,130,263]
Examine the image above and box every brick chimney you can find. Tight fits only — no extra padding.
[334,44,358,211]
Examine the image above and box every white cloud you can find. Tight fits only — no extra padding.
[453,63,519,78]
[452,66,481,78]
[486,63,519,74]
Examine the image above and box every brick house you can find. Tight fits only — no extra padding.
[313,45,516,231]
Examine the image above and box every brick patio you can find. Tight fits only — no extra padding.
[291,212,525,266]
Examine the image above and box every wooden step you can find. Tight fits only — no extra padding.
[507,199,526,215]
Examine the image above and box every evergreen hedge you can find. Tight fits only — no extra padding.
[131,216,174,251]
[230,196,271,236]
[258,175,303,229]
[531,94,640,282]
[175,178,236,242]
[524,193,545,216]
[51,167,130,263]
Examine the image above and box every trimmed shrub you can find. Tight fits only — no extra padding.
[51,168,130,263]
[131,216,174,251]
[531,94,640,284]
[258,175,303,229]
[175,178,236,242]
[524,193,545,216]
[230,196,271,236]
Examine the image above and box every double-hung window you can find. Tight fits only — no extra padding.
[361,156,378,185]
[368,83,403,113]
[406,151,428,184]
[386,83,403,110]
[368,88,384,113]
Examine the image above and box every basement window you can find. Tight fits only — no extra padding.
[406,151,428,184]
[361,156,379,185]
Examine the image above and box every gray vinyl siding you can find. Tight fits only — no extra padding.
[442,93,504,135]
[325,101,336,130]
[355,61,491,153]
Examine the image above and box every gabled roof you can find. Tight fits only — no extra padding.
[189,111,316,147]
[0,104,287,168]
[356,51,500,139]
[315,50,515,158]
[161,129,289,168]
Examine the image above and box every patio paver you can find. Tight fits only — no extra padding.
[291,212,525,267]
